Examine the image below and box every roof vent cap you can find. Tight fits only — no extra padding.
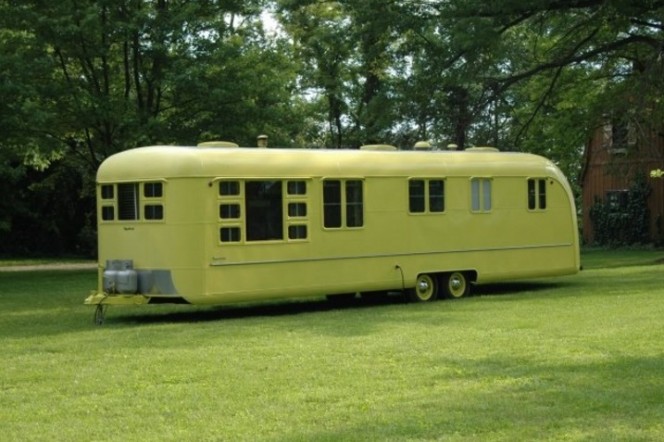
[413,141,432,150]
[360,144,397,151]
[465,146,499,152]
[197,141,239,148]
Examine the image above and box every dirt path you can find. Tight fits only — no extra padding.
[0,262,97,272]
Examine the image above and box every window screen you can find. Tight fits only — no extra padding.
[118,183,139,220]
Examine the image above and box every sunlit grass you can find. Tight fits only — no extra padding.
[1,251,663,440]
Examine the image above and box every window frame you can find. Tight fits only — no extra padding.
[606,189,629,213]
[217,179,243,243]
[527,178,548,211]
[215,178,311,244]
[470,177,492,213]
[244,180,284,242]
[285,180,310,242]
[408,178,446,214]
[142,181,165,221]
[322,178,365,230]
[98,180,166,223]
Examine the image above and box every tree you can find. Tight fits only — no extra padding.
[3,0,664,255]
[394,0,664,154]
[0,0,302,255]
[277,0,403,147]
[277,0,661,160]
[277,1,354,147]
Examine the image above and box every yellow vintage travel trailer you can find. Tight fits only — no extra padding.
[85,145,580,322]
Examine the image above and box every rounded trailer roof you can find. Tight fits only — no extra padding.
[97,145,565,182]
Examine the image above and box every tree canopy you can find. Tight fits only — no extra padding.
[1,0,663,255]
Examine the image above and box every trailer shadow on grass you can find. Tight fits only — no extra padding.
[472,280,570,297]
[108,280,569,326]
[110,292,407,326]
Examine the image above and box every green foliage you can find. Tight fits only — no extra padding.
[589,173,652,246]
[0,155,95,256]
[7,0,299,160]
[2,0,664,255]
[0,161,26,233]
[2,259,664,440]
[277,0,403,147]
[0,0,303,255]
[274,0,664,156]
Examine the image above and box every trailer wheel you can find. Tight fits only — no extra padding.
[408,274,439,302]
[441,272,470,298]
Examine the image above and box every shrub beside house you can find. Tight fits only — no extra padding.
[580,118,664,245]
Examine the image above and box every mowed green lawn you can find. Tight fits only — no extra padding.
[1,250,663,441]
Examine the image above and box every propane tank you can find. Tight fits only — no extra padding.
[103,260,138,294]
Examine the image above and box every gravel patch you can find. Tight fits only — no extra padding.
[0,262,97,272]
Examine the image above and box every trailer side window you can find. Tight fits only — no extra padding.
[528,179,547,210]
[100,185,115,220]
[219,181,240,196]
[429,180,445,212]
[324,180,364,229]
[144,182,163,198]
[246,180,283,241]
[221,227,241,242]
[220,203,241,219]
[101,185,114,199]
[218,180,242,242]
[288,202,307,217]
[471,178,492,213]
[143,182,164,220]
[288,225,307,239]
[323,181,342,228]
[409,180,425,213]
[217,179,309,243]
[101,206,115,221]
[99,182,165,222]
[346,180,364,227]
[286,180,309,241]
[287,181,307,195]
[409,179,445,213]
[144,205,163,220]
[118,183,140,220]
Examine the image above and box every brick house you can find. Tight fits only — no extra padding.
[580,119,664,244]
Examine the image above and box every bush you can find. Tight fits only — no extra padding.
[589,173,651,246]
